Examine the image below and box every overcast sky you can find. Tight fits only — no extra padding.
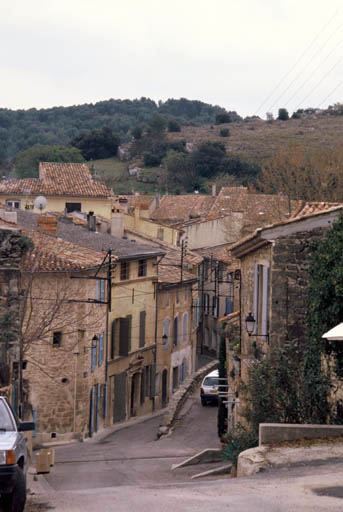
[1,0,343,118]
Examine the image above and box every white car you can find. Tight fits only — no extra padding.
[200,369,219,406]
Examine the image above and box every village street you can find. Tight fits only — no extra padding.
[29,390,343,512]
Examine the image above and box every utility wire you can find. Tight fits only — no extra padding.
[295,55,343,110]
[267,19,343,113]
[284,37,343,108]
[254,9,340,116]
[317,81,343,108]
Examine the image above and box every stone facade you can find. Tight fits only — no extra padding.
[0,228,29,412]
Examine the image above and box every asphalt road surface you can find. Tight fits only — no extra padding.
[29,390,343,512]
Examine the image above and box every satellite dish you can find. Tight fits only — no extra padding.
[34,196,48,212]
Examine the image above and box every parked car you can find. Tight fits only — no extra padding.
[0,397,34,512]
[200,369,219,406]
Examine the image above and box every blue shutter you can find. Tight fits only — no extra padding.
[91,342,97,372]
[98,333,104,366]
[183,313,188,342]
[103,383,107,420]
[225,298,233,315]
[100,280,105,302]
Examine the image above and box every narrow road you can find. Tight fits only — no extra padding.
[43,389,219,491]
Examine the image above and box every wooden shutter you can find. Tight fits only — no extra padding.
[100,279,105,302]
[173,316,178,346]
[119,317,130,356]
[261,266,269,339]
[150,364,156,399]
[253,264,260,334]
[98,333,104,365]
[183,313,188,342]
[127,315,132,353]
[139,311,146,348]
[91,342,97,372]
[111,320,116,359]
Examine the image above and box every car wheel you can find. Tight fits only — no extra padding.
[1,467,26,512]
[201,398,206,406]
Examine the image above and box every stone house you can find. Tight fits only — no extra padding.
[0,162,114,219]
[225,204,343,427]
[154,257,198,409]
[19,224,109,444]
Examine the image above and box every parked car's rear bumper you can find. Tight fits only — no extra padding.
[0,464,19,493]
[201,393,218,402]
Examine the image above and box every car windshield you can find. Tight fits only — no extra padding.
[203,377,219,387]
[0,400,16,431]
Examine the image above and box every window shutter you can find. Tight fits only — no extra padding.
[91,342,97,372]
[183,313,188,342]
[103,383,107,419]
[96,280,99,301]
[98,333,104,366]
[140,369,146,404]
[225,298,233,315]
[173,316,178,346]
[253,264,260,334]
[111,320,116,359]
[150,364,156,398]
[127,315,132,353]
[119,317,130,356]
[139,311,146,348]
[261,266,269,339]
[100,279,105,302]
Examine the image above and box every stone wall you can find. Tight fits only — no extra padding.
[0,229,28,405]
[270,227,328,348]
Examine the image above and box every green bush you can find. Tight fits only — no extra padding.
[222,424,258,468]
[219,128,230,137]
[278,108,289,121]
[167,119,181,132]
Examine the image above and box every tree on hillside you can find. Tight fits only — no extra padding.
[258,145,343,204]
[163,150,201,192]
[70,127,120,160]
[147,114,167,137]
[15,145,85,179]
[191,141,226,178]
[277,108,289,121]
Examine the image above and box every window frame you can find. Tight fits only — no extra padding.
[52,331,62,348]
[120,261,130,281]
[138,259,147,277]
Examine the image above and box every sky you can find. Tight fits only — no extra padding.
[1,0,343,118]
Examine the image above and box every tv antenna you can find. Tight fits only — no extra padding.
[34,196,47,213]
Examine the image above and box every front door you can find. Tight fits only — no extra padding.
[113,372,127,423]
[162,369,168,408]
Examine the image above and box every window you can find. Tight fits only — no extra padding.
[157,228,164,240]
[120,261,130,280]
[204,260,209,280]
[138,259,147,277]
[52,331,62,348]
[182,312,188,343]
[98,333,104,366]
[180,361,186,383]
[91,341,97,372]
[6,200,20,209]
[139,311,146,348]
[163,318,170,349]
[65,202,81,213]
[204,294,210,315]
[184,287,188,303]
[96,279,106,303]
[165,291,170,307]
[172,366,179,391]
[110,319,118,359]
[119,315,132,356]
[225,297,233,315]
[173,315,179,346]
[253,264,270,340]
[218,262,225,282]
[212,296,219,318]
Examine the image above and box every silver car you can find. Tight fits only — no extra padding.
[0,397,34,512]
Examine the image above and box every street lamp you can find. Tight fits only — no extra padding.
[245,313,269,340]
[245,313,256,335]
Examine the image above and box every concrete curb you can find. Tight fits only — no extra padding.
[172,448,223,469]
[191,463,232,479]
[157,359,218,438]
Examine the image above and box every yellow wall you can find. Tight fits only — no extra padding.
[1,194,113,219]
[107,257,158,422]
[123,211,181,246]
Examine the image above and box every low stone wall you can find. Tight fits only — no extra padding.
[157,359,218,438]
[259,423,343,445]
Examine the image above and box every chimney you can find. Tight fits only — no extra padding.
[212,184,217,197]
[37,216,58,235]
[87,211,96,232]
[111,213,124,238]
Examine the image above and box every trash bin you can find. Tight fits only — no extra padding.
[35,449,50,474]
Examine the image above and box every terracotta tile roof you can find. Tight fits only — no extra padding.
[151,195,216,224]
[0,162,114,198]
[290,201,343,219]
[21,228,107,272]
[194,243,234,264]
[158,263,197,284]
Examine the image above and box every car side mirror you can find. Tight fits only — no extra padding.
[18,421,35,432]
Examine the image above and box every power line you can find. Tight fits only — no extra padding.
[317,81,343,108]
[254,9,340,116]
[295,55,343,110]
[284,36,343,108]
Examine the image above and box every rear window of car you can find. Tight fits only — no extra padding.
[203,377,219,386]
[0,400,16,431]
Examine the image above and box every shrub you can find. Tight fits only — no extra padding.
[215,112,232,124]
[222,424,258,468]
[219,128,230,137]
[167,119,181,132]
[143,152,162,167]
[278,108,289,121]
